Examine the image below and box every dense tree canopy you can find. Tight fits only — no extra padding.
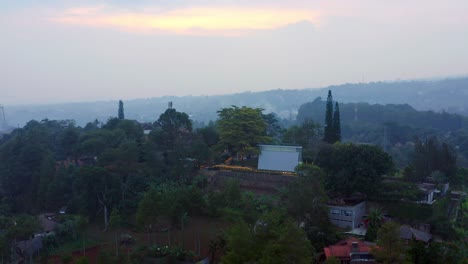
[315,143,394,196]
[151,108,192,151]
[408,137,457,183]
[0,97,465,263]
[222,210,313,264]
[216,106,271,157]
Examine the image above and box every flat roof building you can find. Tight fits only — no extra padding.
[257,145,302,172]
[328,199,367,229]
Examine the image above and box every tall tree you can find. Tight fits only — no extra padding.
[222,210,313,264]
[283,164,338,250]
[324,90,334,143]
[372,222,405,264]
[118,100,124,120]
[216,106,271,158]
[151,108,192,151]
[365,207,383,242]
[410,137,457,182]
[315,143,394,197]
[72,166,119,230]
[333,102,341,142]
[108,208,122,257]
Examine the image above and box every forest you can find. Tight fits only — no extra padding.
[0,96,466,263]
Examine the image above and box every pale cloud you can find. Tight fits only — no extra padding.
[49,5,320,36]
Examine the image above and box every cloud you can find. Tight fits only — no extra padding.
[49,5,320,36]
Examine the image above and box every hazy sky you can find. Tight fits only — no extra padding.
[1,0,468,105]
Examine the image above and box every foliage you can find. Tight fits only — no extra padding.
[297,96,468,166]
[283,165,328,223]
[378,201,433,221]
[323,91,341,144]
[284,164,341,253]
[409,137,457,183]
[263,112,284,143]
[151,108,192,151]
[109,208,122,230]
[377,180,420,201]
[325,256,340,264]
[118,100,124,120]
[71,166,119,229]
[365,207,383,242]
[75,256,90,264]
[222,210,313,264]
[372,222,405,264]
[315,143,394,196]
[324,90,335,143]
[136,187,161,232]
[333,102,341,142]
[216,106,271,157]
[407,240,465,264]
[283,120,322,146]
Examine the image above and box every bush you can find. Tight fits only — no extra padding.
[75,256,90,264]
[61,254,73,264]
[379,201,433,221]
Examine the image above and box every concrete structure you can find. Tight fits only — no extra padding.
[257,145,302,172]
[417,183,437,204]
[328,200,366,229]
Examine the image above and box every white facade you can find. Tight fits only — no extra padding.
[257,145,302,172]
[328,201,367,229]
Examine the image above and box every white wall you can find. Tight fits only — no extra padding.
[258,146,301,172]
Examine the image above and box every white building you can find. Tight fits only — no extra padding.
[257,145,302,172]
[328,200,367,229]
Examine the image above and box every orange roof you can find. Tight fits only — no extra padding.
[324,237,373,259]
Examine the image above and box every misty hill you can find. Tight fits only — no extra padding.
[297,97,468,166]
[298,98,468,140]
[3,77,468,128]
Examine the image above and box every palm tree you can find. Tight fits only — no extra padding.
[365,207,383,242]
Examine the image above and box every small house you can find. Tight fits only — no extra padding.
[322,237,376,264]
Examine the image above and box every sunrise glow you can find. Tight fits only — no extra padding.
[50,6,320,35]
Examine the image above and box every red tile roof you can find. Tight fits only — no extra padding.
[324,237,373,259]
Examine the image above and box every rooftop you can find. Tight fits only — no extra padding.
[400,225,432,242]
[324,237,375,260]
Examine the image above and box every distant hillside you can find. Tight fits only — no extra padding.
[297,98,468,167]
[3,77,468,127]
[298,98,468,140]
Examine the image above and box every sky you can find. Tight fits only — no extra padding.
[1,0,468,105]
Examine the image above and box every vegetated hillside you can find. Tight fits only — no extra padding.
[3,77,468,128]
[297,98,468,167]
[3,89,314,128]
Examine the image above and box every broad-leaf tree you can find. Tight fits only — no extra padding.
[151,108,192,151]
[222,210,313,264]
[216,106,271,158]
[372,222,405,264]
[315,143,394,197]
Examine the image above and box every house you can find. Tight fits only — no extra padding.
[257,145,302,172]
[400,225,432,243]
[322,237,376,264]
[328,198,366,229]
[417,183,437,204]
